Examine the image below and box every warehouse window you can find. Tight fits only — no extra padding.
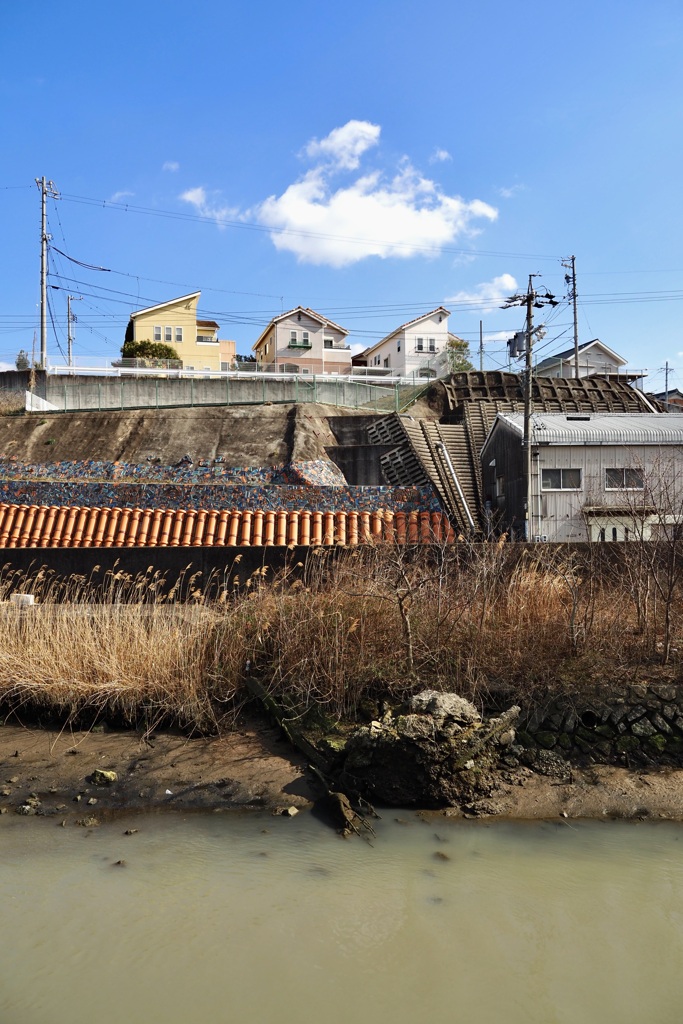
[541,468,582,490]
[605,468,644,490]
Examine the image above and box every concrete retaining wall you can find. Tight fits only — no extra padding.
[40,375,407,413]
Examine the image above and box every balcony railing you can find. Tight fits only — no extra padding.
[288,339,312,349]
[324,342,351,351]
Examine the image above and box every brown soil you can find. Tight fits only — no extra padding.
[0,717,316,822]
[482,763,683,821]
[0,403,378,468]
[3,720,683,824]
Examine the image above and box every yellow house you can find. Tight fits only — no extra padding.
[128,292,236,372]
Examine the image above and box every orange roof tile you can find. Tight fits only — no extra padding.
[0,504,456,548]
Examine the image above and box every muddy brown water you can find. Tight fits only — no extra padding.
[2,812,683,1024]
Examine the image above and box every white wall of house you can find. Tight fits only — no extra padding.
[538,342,626,379]
[362,310,450,376]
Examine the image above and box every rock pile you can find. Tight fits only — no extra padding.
[336,690,520,807]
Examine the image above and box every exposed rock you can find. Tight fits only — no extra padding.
[532,750,573,781]
[631,718,657,738]
[337,690,519,807]
[651,684,677,702]
[409,691,481,728]
[91,769,117,786]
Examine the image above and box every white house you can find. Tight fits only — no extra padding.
[252,307,351,374]
[353,307,452,378]
[481,412,683,542]
[534,339,629,379]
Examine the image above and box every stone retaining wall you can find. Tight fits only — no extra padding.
[517,683,683,765]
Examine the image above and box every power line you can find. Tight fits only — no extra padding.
[59,191,561,262]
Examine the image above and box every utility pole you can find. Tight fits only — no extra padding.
[502,276,559,541]
[562,255,580,378]
[665,360,670,408]
[479,320,483,371]
[67,295,82,370]
[35,177,59,369]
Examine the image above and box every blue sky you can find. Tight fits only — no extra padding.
[2,0,683,392]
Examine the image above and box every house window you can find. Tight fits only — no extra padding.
[416,337,424,352]
[175,327,183,343]
[324,338,333,349]
[397,338,401,352]
[496,475,505,498]
[164,326,172,343]
[428,338,436,352]
[605,468,644,490]
[154,326,162,342]
[541,468,582,490]
[185,365,195,371]
[290,330,297,344]
[612,527,618,542]
[220,361,229,372]
[302,331,309,346]
[383,357,390,368]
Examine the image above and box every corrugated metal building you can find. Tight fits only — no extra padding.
[481,413,683,541]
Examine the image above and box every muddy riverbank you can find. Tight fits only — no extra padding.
[3,718,683,824]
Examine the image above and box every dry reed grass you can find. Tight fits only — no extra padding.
[0,390,26,416]
[0,543,679,732]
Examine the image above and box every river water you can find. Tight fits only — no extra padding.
[1,811,683,1024]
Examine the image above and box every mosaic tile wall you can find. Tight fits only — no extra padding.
[0,457,440,513]
[0,481,439,513]
[0,457,346,487]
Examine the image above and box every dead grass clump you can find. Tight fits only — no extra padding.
[0,389,25,416]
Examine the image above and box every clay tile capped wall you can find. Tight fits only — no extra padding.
[0,503,454,549]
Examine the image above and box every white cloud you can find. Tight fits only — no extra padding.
[180,186,240,229]
[163,161,180,172]
[0,361,15,372]
[109,190,134,203]
[304,120,380,171]
[430,147,452,163]
[447,274,518,312]
[179,121,498,267]
[497,184,524,199]
[252,122,497,267]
